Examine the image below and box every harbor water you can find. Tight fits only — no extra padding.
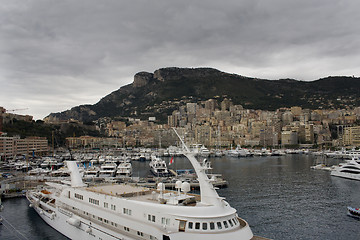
[1,154,360,240]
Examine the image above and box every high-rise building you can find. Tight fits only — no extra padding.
[204,99,217,111]
[221,98,232,111]
[343,126,360,146]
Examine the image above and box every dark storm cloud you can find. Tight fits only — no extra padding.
[1,0,360,119]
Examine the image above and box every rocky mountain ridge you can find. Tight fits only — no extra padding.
[46,67,360,123]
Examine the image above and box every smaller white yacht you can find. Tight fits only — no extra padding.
[99,161,117,178]
[199,145,211,157]
[331,157,360,181]
[83,166,100,179]
[149,155,169,177]
[116,160,132,178]
[227,146,251,157]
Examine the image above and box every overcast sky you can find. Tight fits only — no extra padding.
[1,0,360,120]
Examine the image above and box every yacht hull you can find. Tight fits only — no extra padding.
[330,171,360,181]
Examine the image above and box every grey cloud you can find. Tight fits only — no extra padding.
[1,0,360,119]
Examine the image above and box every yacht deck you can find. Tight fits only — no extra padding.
[86,184,152,198]
[85,183,200,205]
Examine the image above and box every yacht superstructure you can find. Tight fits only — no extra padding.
[26,129,254,240]
[331,157,360,181]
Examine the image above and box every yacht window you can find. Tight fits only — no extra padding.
[161,217,170,225]
[123,208,132,215]
[188,222,193,229]
[74,193,83,200]
[148,214,156,222]
[223,221,229,228]
[217,222,222,229]
[210,222,215,230]
[89,198,99,205]
[232,218,237,225]
[179,220,186,232]
[195,222,200,229]
[202,222,208,230]
[228,220,233,227]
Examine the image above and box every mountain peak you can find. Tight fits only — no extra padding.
[46,67,360,123]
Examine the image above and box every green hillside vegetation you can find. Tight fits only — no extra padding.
[3,119,102,147]
[47,67,360,123]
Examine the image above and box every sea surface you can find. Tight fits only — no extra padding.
[1,154,360,240]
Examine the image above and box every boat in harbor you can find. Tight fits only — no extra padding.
[83,165,100,180]
[149,155,170,177]
[115,159,132,178]
[26,129,255,240]
[98,160,117,178]
[330,157,360,181]
[199,145,211,157]
[347,206,360,219]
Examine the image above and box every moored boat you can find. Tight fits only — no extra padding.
[347,206,360,219]
[330,157,360,181]
[26,129,256,240]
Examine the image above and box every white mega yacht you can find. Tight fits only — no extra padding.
[331,157,360,181]
[26,129,255,240]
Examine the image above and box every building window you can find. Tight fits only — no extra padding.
[111,204,116,211]
[104,202,108,208]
